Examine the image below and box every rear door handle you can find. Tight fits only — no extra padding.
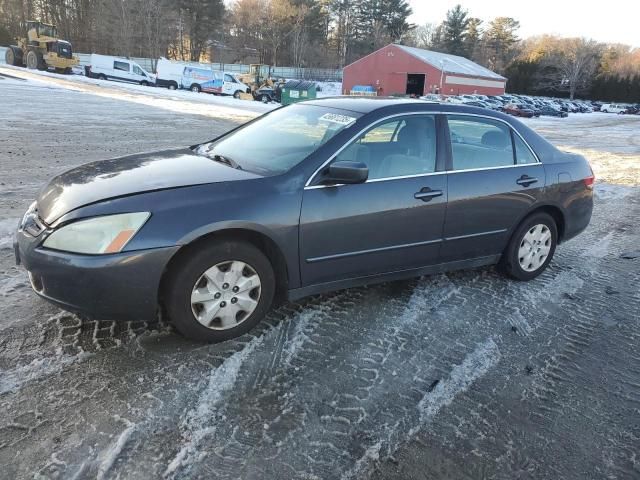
[414,188,443,202]
[516,175,538,187]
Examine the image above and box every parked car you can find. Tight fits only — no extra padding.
[86,54,155,86]
[539,105,568,117]
[14,99,594,342]
[503,103,535,118]
[600,103,627,114]
[623,104,640,115]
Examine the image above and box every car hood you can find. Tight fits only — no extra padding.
[37,148,261,224]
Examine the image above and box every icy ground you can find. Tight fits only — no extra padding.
[0,72,639,480]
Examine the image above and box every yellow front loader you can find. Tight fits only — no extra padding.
[236,64,281,101]
[5,21,79,73]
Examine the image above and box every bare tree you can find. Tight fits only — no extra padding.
[546,38,601,99]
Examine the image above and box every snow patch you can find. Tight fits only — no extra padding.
[0,350,92,394]
[401,276,460,325]
[341,441,382,480]
[96,416,136,480]
[164,335,265,477]
[595,183,634,200]
[0,218,19,250]
[410,337,501,434]
[585,231,614,259]
[282,306,327,366]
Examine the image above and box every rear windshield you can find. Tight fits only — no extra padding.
[196,104,361,175]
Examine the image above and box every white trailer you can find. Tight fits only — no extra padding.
[87,54,155,86]
[155,57,186,90]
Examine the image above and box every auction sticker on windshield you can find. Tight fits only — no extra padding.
[319,113,357,126]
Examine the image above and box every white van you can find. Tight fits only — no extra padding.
[88,54,155,86]
[220,72,250,98]
[600,103,626,114]
[155,58,248,97]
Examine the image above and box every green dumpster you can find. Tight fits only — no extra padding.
[281,80,317,105]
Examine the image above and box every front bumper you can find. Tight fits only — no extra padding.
[15,229,179,321]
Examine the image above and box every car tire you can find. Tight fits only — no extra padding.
[261,94,270,103]
[164,240,276,342]
[140,80,148,86]
[191,84,201,93]
[499,212,558,281]
[98,74,107,80]
[168,82,177,90]
[233,90,241,99]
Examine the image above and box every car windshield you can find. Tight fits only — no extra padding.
[196,104,361,175]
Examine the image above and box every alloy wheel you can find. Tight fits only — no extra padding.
[190,260,262,330]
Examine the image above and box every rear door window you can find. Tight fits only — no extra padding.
[447,115,514,170]
[513,134,537,164]
[114,61,129,72]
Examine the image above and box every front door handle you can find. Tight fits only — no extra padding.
[414,188,443,202]
[516,175,538,187]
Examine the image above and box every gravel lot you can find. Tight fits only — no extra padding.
[1,69,639,480]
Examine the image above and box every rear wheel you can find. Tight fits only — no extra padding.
[191,84,201,93]
[164,240,275,342]
[98,74,107,80]
[140,80,149,86]
[499,212,557,281]
[168,82,178,90]
[5,47,19,66]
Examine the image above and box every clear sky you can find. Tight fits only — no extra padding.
[408,0,640,47]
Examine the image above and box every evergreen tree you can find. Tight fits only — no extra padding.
[441,4,469,56]
[464,17,482,61]
[483,17,519,73]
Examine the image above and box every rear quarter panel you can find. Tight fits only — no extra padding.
[542,151,594,241]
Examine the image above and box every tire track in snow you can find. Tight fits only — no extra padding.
[177,275,505,479]
[371,187,640,480]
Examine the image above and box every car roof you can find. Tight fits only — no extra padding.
[303,96,422,113]
[302,96,506,117]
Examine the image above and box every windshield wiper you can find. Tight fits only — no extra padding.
[211,154,242,170]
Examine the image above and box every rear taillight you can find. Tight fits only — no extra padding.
[584,175,595,189]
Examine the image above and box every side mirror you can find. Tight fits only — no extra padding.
[324,161,368,185]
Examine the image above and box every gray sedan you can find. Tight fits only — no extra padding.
[15,98,594,342]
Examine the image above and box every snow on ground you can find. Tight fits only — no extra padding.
[315,81,343,97]
[0,218,19,250]
[1,76,640,479]
[0,64,276,121]
[520,112,640,192]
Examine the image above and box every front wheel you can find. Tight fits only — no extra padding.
[261,94,270,103]
[140,80,148,86]
[164,240,275,342]
[233,90,241,99]
[499,213,558,281]
[26,50,44,70]
[191,84,201,93]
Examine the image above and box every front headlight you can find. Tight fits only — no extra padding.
[43,212,150,254]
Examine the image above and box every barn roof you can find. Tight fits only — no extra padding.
[394,44,506,81]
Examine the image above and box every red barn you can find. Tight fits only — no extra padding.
[343,44,506,97]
